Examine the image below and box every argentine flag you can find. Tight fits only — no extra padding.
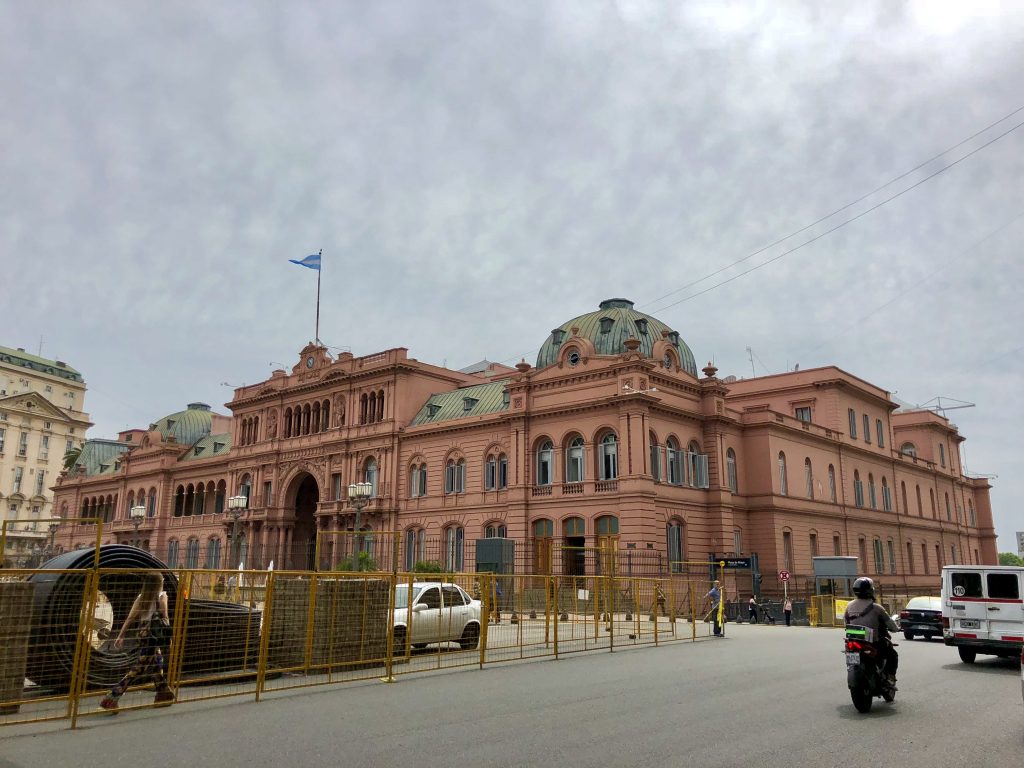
[289,253,321,271]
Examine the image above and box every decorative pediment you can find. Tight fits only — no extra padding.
[0,390,72,420]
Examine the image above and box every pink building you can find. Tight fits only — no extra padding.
[53,299,996,589]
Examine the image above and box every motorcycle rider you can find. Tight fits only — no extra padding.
[843,577,899,684]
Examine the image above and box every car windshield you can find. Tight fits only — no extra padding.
[394,584,431,609]
[906,596,941,611]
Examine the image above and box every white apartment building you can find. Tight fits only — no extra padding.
[0,345,91,565]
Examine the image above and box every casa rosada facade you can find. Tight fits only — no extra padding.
[53,299,996,588]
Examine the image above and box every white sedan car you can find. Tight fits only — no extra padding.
[393,582,482,653]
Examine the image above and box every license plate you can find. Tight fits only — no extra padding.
[960,619,980,629]
[846,652,859,667]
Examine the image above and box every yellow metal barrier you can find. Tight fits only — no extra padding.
[2,563,729,731]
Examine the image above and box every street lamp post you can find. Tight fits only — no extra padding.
[227,495,248,568]
[346,482,373,570]
[129,505,146,548]
[46,521,59,560]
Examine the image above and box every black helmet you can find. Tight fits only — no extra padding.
[852,577,875,599]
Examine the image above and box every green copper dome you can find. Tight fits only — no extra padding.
[150,403,215,446]
[536,299,698,376]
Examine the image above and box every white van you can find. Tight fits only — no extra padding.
[941,565,1024,663]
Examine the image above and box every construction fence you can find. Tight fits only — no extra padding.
[0,565,728,730]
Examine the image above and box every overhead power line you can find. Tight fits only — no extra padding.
[642,104,1024,314]
[647,118,1024,314]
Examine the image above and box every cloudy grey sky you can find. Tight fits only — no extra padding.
[3,2,1022,550]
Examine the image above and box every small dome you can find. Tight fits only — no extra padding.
[536,298,698,376]
[150,403,215,446]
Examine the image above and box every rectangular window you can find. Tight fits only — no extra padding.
[876,419,885,447]
[887,540,896,574]
[40,435,49,459]
[873,539,884,573]
[921,543,928,574]
[794,407,811,423]
[649,443,661,481]
[0,428,5,453]
[498,456,508,489]
[882,484,892,512]
[782,531,793,571]
[485,458,496,490]
[809,533,818,558]
[863,414,871,443]
[689,453,709,489]
[263,481,272,507]
[13,467,23,493]
[18,432,28,457]
[833,535,842,556]
[848,409,857,438]
[853,478,864,507]
[733,530,742,554]
[35,470,45,496]
[332,473,342,500]
[858,538,867,568]
[951,571,982,598]
[938,443,946,467]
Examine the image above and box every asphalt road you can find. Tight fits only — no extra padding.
[2,622,1021,768]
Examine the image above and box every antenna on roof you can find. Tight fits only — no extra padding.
[915,396,975,418]
[746,346,755,377]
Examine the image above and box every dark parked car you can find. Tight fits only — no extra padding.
[899,596,942,640]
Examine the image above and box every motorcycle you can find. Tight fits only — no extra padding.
[844,625,897,713]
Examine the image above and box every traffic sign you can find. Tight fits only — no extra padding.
[778,570,791,582]
[710,556,753,569]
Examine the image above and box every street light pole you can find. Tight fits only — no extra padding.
[47,521,59,560]
[129,505,146,548]
[346,482,372,570]
[227,495,248,568]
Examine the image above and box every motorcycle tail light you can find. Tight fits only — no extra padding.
[846,641,863,652]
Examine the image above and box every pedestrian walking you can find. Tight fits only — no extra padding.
[705,580,723,636]
[784,597,793,627]
[748,595,759,624]
[100,571,175,712]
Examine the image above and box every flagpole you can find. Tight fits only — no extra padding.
[315,248,322,346]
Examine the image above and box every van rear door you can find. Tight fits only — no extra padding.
[984,570,1024,644]
[946,569,988,639]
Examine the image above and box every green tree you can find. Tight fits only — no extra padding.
[62,446,82,471]
[998,552,1024,566]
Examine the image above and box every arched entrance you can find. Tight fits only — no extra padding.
[286,472,320,570]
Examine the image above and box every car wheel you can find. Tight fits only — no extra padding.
[958,647,976,664]
[903,630,914,641]
[458,623,480,650]
[393,628,407,657]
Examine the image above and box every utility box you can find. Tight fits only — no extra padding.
[475,538,515,574]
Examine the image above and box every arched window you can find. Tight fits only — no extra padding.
[900,481,908,514]
[929,488,936,518]
[444,526,464,571]
[377,389,385,422]
[364,458,378,496]
[804,458,813,499]
[214,480,226,514]
[827,465,836,503]
[915,485,923,516]
[596,515,619,573]
[485,454,497,490]
[853,470,863,507]
[873,538,884,573]
[563,517,585,537]
[687,441,707,488]
[184,538,200,568]
[536,440,554,485]
[726,448,737,492]
[455,459,465,493]
[649,432,662,481]
[174,485,185,517]
[944,492,951,521]
[410,465,421,497]
[599,433,618,481]
[147,488,157,517]
[321,400,330,431]
[968,500,976,527]
[887,539,897,574]
[906,541,915,575]
[669,438,684,486]
[360,394,368,424]
[485,523,508,538]
[368,392,377,424]
[167,539,180,568]
[778,452,788,496]
[445,459,456,494]
[498,454,508,489]
[404,527,426,571]
[667,519,685,573]
[868,473,877,509]
[900,442,917,457]
[312,402,321,433]
[566,436,585,483]
[284,408,292,438]
[206,538,222,569]
[881,477,891,511]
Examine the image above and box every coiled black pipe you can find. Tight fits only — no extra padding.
[25,545,259,691]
